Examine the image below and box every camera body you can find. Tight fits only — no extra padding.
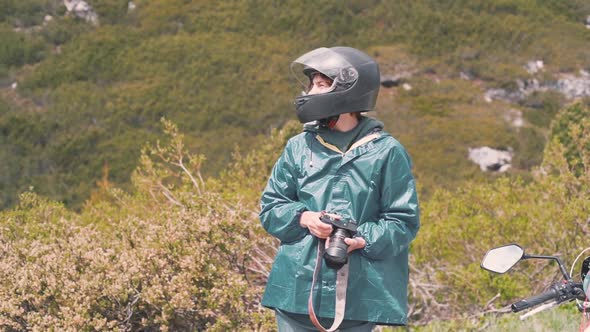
[319,214,358,269]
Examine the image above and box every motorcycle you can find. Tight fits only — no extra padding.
[481,244,590,324]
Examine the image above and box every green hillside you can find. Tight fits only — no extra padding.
[2,2,590,329]
[1,0,589,209]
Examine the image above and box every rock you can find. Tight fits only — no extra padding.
[380,71,412,88]
[128,2,136,11]
[11,82,17,89]
[402,83,412,91]
[586,15,590,29]
[459,71,475,80]
[503,109,524,128]
[380,75,403,88]
[44,15,53,24]
[524,60,544,74]
[555,74,590,99]
[484,88,524,104]
[63,0,98,25]
[468,147,513,172]
[484,73,590,103]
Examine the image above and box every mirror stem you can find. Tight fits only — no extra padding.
[523,254,571,281]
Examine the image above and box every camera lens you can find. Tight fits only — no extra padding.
[324,228,350,269]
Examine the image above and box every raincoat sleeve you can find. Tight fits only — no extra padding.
[259,141,308,243]
[357,145,420,259]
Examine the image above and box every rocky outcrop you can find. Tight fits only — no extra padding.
[63,0,98,25]
[468,147,513,172]
[524,60,544,74]
[484,70,590,103]
[555,71,590,99]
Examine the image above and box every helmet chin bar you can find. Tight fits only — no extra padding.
[319,115,340,129]
[292,47,380,123]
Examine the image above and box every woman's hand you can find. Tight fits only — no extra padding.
[300,211,336,239]
[324,236,366,253]
[344,237,366,253]
[300,212,366,252]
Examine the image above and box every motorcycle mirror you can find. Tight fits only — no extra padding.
[481,244,524,274]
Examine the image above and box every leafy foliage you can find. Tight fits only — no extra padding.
[408,103,590,323]
[2,1,590,331]
[0,99,588,329]
[1,2,589,329]
[549,100,590,177]
[0,119,298,330]
[0,0,61,27]
[1,0,590,207]
[0,23,47,74]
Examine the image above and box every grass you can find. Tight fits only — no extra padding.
[382,303,584,332]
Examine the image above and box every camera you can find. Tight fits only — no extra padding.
[319,214,358,269]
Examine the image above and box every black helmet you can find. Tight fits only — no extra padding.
[291,47,380,123]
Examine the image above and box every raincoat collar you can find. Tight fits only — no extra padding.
[303,116,383,155]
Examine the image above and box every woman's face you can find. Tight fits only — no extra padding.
[307,73,334,95]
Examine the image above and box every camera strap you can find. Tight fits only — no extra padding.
[308,239,350,332]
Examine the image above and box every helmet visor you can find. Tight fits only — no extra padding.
[290,47,359,94]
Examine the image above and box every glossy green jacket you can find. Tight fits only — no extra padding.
[259,125,420,325]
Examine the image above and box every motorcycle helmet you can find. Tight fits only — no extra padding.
[291,47,380,123]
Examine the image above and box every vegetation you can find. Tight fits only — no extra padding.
[1,0,590,208]
[407,102,590,325]
[1,102,589,330]
[410,303,582,332]
[0,119,288,330]
[1,0,590,330]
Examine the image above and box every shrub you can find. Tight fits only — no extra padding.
[409,102,590,324]
[0,119,293,330]
[549,101,590,177]
[0,24,47,68]
[41,16,91,45]
[87,0,129,25]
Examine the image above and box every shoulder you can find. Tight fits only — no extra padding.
[375,131,406,151]
[285,131,312,150]
[375,131,413,166]
[288,131,310,142]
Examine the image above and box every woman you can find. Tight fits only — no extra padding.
[260,46,420,331]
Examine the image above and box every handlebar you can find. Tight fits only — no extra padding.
[481,245,590,316]
[511,281,585,312]
[511,287,559,312]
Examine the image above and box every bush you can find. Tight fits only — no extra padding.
[41,16,91,45]
[87,0,129,25]
[549,101,590,177]
[521,91,565,128]
[0,119,293,330]
[0,193,272,331]
[409,102,590,324]
[1,0,45,27]
[0,24,47,68]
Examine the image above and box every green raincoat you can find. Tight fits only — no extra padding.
[260,123,420,325]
